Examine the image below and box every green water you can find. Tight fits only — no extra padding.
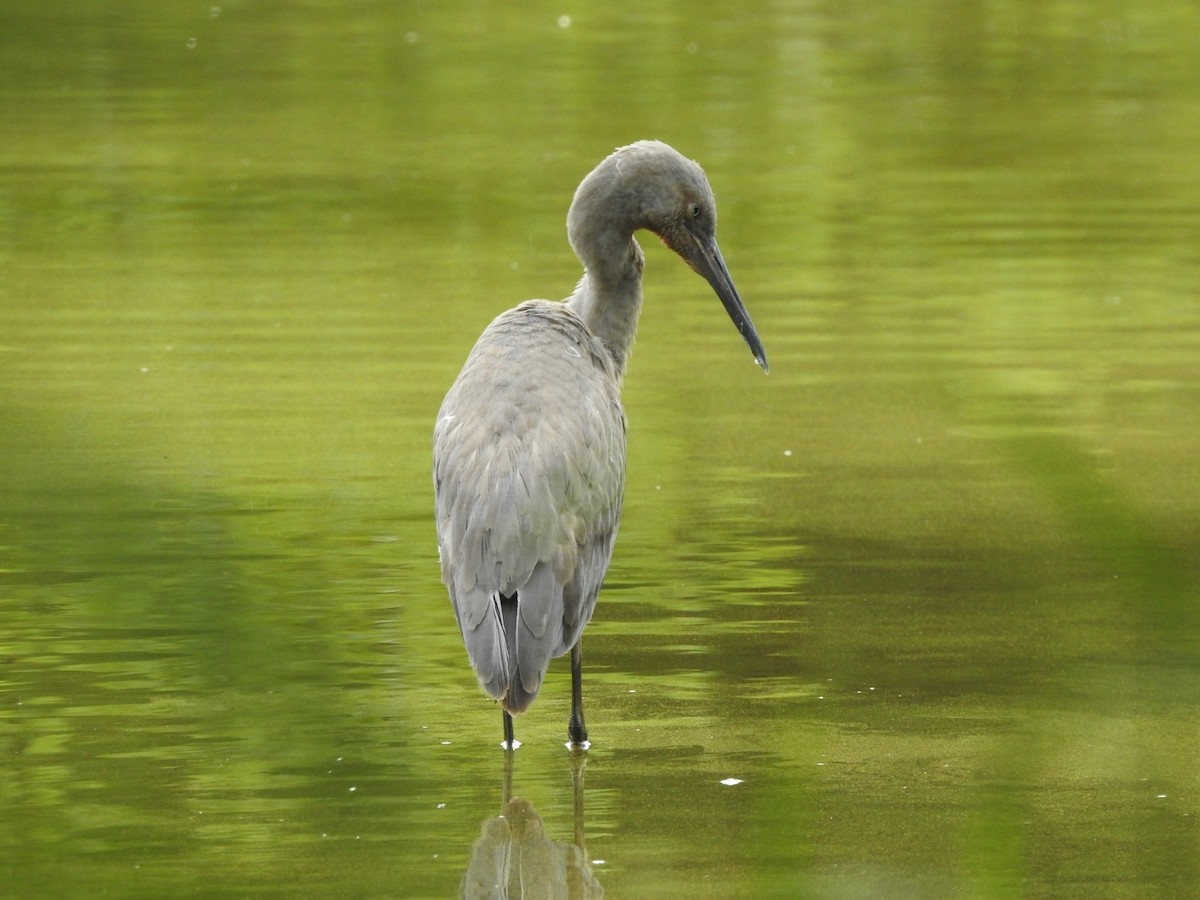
[3,2,1198,896]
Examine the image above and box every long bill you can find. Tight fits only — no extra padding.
[686,231,769,373]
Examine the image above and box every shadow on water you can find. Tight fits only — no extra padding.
[0,405,416,891]
[461,752,604,899]
[971,405,1199,895]
[1001,420,1199,661]
[728,376,1200,897]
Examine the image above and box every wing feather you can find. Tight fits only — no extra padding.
[433,301,625,712]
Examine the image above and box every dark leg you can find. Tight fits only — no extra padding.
[502,709,518,750]
[567,641,589,748]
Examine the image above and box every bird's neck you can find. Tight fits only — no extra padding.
[566,237,645,381]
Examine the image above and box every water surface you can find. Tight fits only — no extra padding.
[2,1,1198,896]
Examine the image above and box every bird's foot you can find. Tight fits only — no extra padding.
[566,714,589,751]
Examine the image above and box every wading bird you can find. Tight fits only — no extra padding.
[433,141,767,750]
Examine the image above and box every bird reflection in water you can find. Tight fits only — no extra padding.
[460,752,603,899]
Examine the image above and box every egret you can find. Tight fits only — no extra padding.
[433,140,767,750]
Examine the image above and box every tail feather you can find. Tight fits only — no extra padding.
[455,563,567,715]
[457,590,512,702]
[507,564,565,713]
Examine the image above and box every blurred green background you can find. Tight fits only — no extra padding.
[2,1,1198,896]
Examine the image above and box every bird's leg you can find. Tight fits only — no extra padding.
[502,709,519,751]
[567,641,589,749]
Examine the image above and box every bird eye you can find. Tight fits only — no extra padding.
[687,202,701,219]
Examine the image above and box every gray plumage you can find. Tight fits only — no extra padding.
[434,303,623,713]
[433,140,767,747]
